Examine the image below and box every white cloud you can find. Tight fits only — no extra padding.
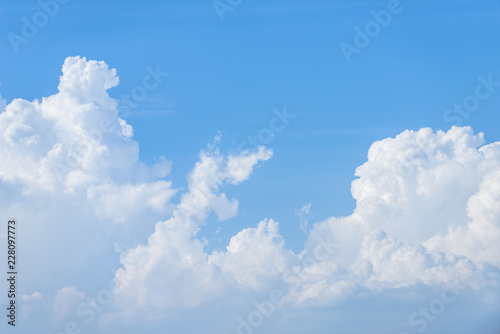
[87,181,177,223]
[0,57,170,192]
[210,219,297,291]
[52,286,86,322]
[114,146,274,309]
[112,125,500,320]
[424,167,500,267]
[0,56,173,221]
[21,291,43,302]
[0,57,178,329]
[0,86,6,112]
[296,202,312,233]
[300,127,500,305]
[1,57,499,333]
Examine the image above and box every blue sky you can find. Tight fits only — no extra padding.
[1,0,500,333]
[2,0,500,252]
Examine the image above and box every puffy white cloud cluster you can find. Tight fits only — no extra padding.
[0,56,174,222]
[295,127,500,304]
[114,146,277,308]
[113,126,500,314]
[0,57,178,331]
[1,57,499,332]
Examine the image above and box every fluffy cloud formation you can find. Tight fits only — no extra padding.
[0,56,174,221]
[299,128,500,303]
[0,57,499,333]
[0,57,178,332]
[113,126,500,316]
[114,146,275,309]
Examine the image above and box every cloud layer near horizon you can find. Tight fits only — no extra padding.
[0,57,499,333]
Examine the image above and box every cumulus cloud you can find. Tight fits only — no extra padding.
[300,127,500,304]
[0,56,174,220]
[87,181,176,223]
[114,146,275,309]
[111,126,500,321]
[210,219,296,291]
[1,56,499,333]
[0,57,177,329]
[425,167,500,267]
